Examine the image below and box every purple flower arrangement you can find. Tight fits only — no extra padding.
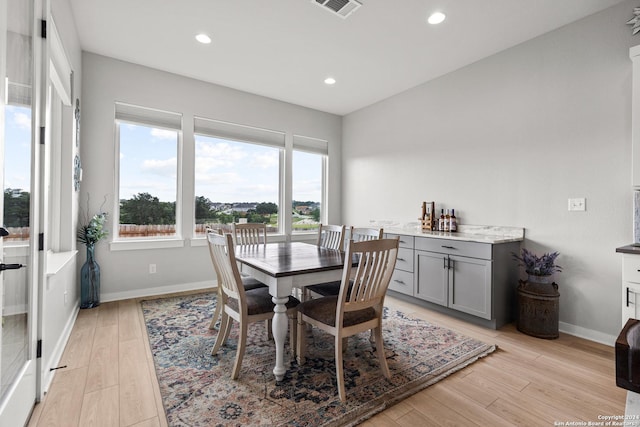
[512,248,562,276]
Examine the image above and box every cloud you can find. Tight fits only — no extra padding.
[141,158,177,177]
[12,112,31,130]
[151,128,177,140]
[248,151,278,169]
[195,141,247,169]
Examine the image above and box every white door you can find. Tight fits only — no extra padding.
[0,0,39,424]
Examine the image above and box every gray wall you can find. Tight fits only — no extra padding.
[343,1,637,341]
[80,53,342,300]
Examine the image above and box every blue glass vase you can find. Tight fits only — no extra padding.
[80,244,100,309]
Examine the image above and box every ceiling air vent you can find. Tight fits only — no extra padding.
[313,0,362,19]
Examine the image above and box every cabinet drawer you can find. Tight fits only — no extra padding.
[623,254,640,283]
[385,233,414,249]
[388,269,413,296]
[395,247,414,272]
[415,237,491,260]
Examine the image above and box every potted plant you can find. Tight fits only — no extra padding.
[77,212,108,309]
[513,248,562,283]
[512,248,562,339]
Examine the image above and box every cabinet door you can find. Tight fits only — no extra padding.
[415,251,448,306]
[388,269,413,296]
[449,255,492,320]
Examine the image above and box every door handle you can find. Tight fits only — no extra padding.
[441,245,456,250]
[447,257,452,270]
[443,257,447,269]
[629,287,633,307]
[0,263,24,272]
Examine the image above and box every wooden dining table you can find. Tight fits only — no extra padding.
[234,241,346,380]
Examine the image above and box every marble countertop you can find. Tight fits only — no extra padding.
[616,244,640,255]
[369,221,524,244]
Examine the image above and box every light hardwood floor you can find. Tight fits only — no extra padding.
[26,292,626,427]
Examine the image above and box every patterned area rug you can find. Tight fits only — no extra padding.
[141,292,495,426]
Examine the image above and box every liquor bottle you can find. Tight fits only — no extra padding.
[450,209,457,232]
[444,209,450,232]
[438,209,445,231]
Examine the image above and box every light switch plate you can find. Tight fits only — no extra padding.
[568,198,586,211]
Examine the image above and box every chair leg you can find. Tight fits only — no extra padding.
[232,320,248,380]
[373,326,390,378]
[209,298,222,330]
[335,334,346,402]
[289,313,297,359]
[266,319,272,339]
[212,312,231,355]
[297,313,306,365]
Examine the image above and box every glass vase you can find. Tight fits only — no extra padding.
[80,244,100,309]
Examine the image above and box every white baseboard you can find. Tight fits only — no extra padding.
[41,304,79,396]
[100,280,215,302]
[559,321,617,346]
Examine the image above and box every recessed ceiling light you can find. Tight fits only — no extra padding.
[427,12,446,25]
[195,33,212,44]
[324,77,336,85]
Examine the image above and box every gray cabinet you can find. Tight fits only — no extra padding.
[415,251,448,305]
[415,239,492,320]
[387,233,414,296]
[386,232,520,329]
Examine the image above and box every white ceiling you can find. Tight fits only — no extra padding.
[68,0,628,115]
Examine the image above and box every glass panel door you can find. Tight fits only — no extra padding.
[0,0,37,424]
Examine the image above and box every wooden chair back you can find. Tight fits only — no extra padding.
[337,238,399,319]
[317,224,345,250]
[350,227,383,242]
[233,223,267,246]
[207,232,245,309]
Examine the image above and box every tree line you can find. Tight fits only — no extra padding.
[2,189,319,228]
[121,193,319,225]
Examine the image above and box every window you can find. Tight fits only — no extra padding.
[115,103,181,240]
[3,104,31,243]
[193,117,283,236]
[292,135,327,234]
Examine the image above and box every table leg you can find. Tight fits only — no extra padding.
[272,296,289,381]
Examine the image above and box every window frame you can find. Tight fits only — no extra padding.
[193,117,286,238]
[111,103,184,251]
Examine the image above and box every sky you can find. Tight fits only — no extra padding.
[3,113,322,214]
[119,123,322,206]
[4,105,32,193]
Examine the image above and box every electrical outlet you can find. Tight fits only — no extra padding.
[568,198,586,211]
[149,264,157,274]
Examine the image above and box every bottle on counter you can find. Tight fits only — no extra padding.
[444,209,450,232]
[438,209,445,231]
[450,209,457,232]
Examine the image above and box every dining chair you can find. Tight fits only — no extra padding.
[233,222,267,246]
[208,232,300,379]
[316,224,345,250]
[206,229,266,330]
[296,237,399,401]
[307,227,383,298]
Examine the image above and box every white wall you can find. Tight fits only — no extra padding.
[38,0,82,392]
[80,52,342,300]
[343,1,636,340]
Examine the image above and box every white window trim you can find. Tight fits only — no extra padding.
[290,134,329,236]
[113,104,184,247]
[193,118,286,236]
